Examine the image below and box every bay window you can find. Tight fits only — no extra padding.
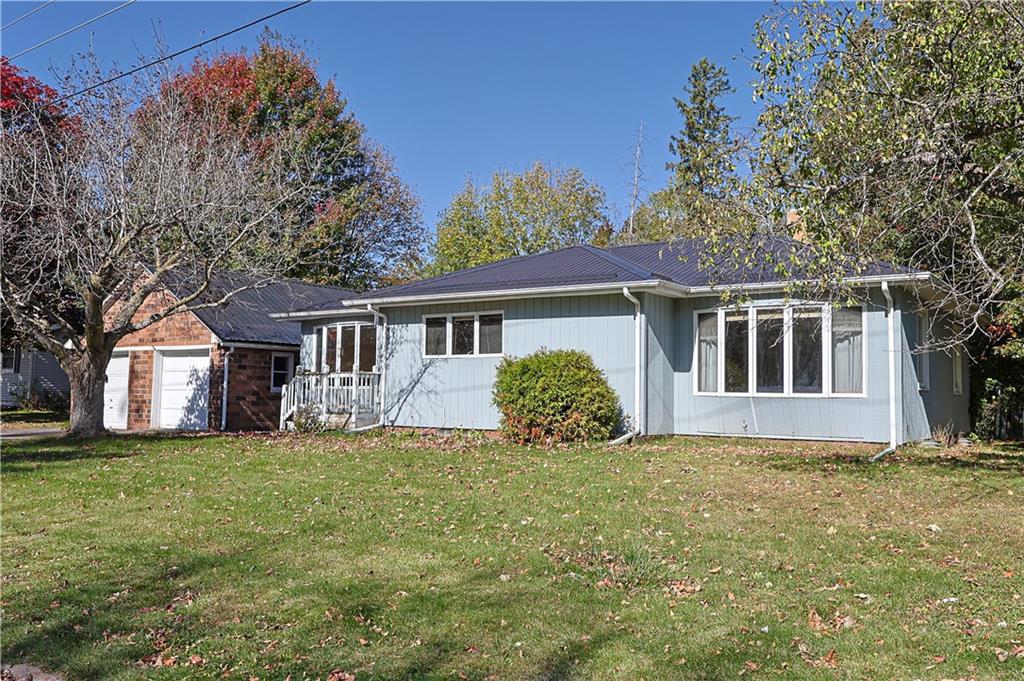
[695,304,865,397]
[423,312,504,357]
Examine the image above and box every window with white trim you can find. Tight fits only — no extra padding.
[270,353,294,393]
[915,311,930,391]
[831,306,864,394]
[792,307,823,394]
[695,304,865,397]
[952,348,963,395]
[723,309,749,393]
[696,312,718,393]
[1,347,20,373]
[316,323,378,373]
[423,312,504,357]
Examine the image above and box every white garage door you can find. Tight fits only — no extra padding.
[158,349,210,430]
[103,352,130,429]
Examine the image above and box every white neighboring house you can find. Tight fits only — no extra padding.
[0,347,70,408]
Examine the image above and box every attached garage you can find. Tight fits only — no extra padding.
[154,349,210,430]
[103,351,130,430]
[105,274,353,431]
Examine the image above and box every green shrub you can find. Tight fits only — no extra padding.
[492,349,622,444]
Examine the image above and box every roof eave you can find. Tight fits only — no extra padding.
[682,271,932,295]
[342,280,672,308]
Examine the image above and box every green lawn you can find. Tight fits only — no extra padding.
[1,408,70,432]
[2,433,1022,680]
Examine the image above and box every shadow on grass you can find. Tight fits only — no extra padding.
[3,548,242,679]
[0,432,228,473]
[1,409,69,426]
[756,445,1024,476]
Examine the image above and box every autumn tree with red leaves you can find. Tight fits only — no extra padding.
[166,34,424,289]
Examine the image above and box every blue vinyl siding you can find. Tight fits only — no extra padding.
[644,292,675,435]
[898,294,971,441]
[381,294,637,430]
[294,285,969,442]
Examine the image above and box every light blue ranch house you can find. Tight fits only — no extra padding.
[272,238,969,448]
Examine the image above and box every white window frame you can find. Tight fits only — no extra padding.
[915,311,930,391]
[270,352,294,394]
[317,322,377,373]
[422,311,504,358]
[952,348,963,395]
[692,303,867,399]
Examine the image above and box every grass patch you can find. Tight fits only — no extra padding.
[1,408,69,432]
[2,432,1022,679]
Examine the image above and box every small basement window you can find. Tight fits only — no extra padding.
[270,353,294,393]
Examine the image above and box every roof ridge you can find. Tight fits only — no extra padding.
[577,244,660,281]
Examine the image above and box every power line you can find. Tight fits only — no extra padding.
[54,0,312,105]
[1,0,55,32]
[9,0,137,60]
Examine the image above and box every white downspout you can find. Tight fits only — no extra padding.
[873,282,898,461]
[348,304,388,433]
[220,346,234,431]
[611,286,643,445]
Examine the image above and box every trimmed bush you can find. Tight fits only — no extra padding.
[492,349,622,444]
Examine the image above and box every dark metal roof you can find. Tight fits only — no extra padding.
[350,237,919,302]
[604,237,919,288]
[283,236,923,314]
[162,270,354,345]
[347,245,655,301]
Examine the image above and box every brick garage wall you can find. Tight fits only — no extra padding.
[126,350,154,429]
[112,289,214,348]
[209,347,297,431]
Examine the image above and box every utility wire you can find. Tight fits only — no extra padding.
[9,0,137,60]
[54,0,312,105]
[1,0,55,32]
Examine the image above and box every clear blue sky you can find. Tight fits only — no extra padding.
[1,1,769,232]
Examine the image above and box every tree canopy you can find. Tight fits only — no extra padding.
[166,34,425,289]
[744,0,1023,346]
[428,162,612,275]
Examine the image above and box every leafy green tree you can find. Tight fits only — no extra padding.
[169,33,424,289]
[740,0,1024,347]
[429,162,611,275]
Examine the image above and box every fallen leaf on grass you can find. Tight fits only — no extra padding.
[664,578,702,598]
[326,671,356,681]
[795,639,840,668]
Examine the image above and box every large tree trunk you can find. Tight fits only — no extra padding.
[66,350,111,438]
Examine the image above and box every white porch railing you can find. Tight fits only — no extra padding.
[280,371,380,429]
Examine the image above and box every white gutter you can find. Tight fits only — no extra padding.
[683,271,931,296]
[339,280,672,309]
[220,346,235,431]
[272,273,931,320]
[611,286,644,445]
[873,281,898,461]
[348,303,389,433]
